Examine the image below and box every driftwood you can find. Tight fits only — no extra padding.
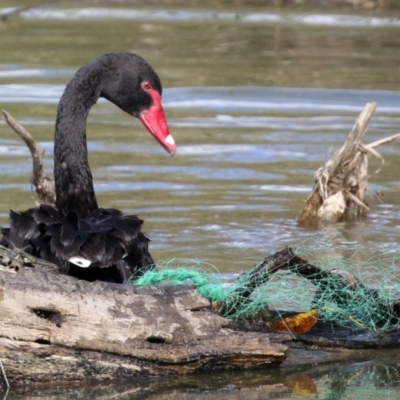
[298,103,400,224]
[0,250,288,385]
[3,243,400,387]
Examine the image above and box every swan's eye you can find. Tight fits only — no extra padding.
[142,81,152,91]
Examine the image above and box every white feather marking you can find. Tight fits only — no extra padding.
[69,256,91,268]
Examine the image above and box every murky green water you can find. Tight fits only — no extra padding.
[2,2,400,398]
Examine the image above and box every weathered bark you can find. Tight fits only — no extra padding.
[0,258,287,385]
[2,245,400,387]
[0,244,59,274]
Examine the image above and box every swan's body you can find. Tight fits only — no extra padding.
[0,52,176,283]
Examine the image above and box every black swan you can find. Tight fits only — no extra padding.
[0,52,176,283]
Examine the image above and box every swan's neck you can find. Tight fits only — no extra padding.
[54,67,102,218]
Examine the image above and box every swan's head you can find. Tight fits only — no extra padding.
[100,53,176,155]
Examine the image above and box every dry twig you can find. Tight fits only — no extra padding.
[298,103,400,224]
[2,110,56,206]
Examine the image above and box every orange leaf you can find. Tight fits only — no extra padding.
[272,309,319,334]
[285,376,317,394]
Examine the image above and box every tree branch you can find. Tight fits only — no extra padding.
[2,110,56,206]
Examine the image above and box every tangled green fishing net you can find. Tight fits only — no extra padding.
[134,259,235,304]
[133,236,400,334]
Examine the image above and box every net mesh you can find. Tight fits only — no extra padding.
[133,235,400,334]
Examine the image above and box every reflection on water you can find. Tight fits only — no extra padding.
[3,85,400,113]
[7,6,400,28]
[4,359,400,399]
[1,3,400,398]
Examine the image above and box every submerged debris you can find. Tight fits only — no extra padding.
[298,103,400,224]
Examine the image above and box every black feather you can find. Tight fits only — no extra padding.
[1,206,155,283]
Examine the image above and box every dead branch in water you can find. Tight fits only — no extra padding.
[298,103,400,224]
[2,110,56,206]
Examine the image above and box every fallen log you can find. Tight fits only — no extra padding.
[3,242,400,386]
[0,255,287,385]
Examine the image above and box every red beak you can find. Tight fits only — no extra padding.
[139,89,176,155]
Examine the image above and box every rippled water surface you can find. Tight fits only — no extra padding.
[2,2,400,398]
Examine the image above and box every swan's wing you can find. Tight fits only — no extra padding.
[1,206,155,283]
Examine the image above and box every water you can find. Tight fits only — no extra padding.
[6,358,400,399]
[1,2,400,398]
